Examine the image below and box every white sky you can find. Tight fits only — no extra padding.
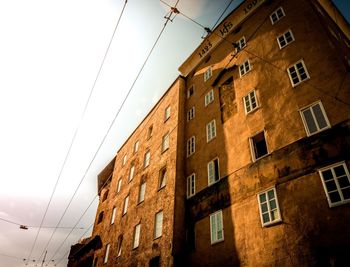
[0,0,241,266]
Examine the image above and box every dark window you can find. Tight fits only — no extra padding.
[149,256,160,267]
[148,125,153,139]
[102,190,109,202]
[97,211,104,224]
[251,132,268,161]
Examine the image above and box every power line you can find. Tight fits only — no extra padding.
[211,0,237,30]
[25,1,129,265]
[0,217,84,229]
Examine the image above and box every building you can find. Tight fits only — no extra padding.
[68,0,350,266]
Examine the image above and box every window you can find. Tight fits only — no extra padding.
[250,131,268,161]
[164,106,171,121]
[270,7,285,25]
[159,168,167,189]
[210,210,224,244]
[187,136,195,157]
[104,243,110,264]
[110,207,116,225]
[206,119,216,142]
[239,59,251,77]
[138,181,146,203]
[235,36,246,52]
[97,211,104,224]
[133,224,141,249]
[149,256,160,267]
[187,85,194,98]
[187,173,196,198]
[154,211,163,239]
[319,162,350,207]
[277,29,294,49]
[187,107,195,121]
[162,133,170,152]
[243,90,258,114]
[147,125,153,139]
[122,195,129,215]
[287,60,310,87]
[117,178,122,193]
[204,67,212,82]
[117,235,123,257]
[144,151,150,167]
[128,165,135,182]
[205,90,214,106]
[102,189,109,202]
[300,101,330,136]
[208,158,220,185]
[122,154,127,166]
[258,187,282,226]
[134,140,139,153]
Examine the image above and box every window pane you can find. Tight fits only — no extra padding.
[322,170,334,181]
[325,180,337,192]
[312,104,328,129]
[262,213,270,223]
[259,193,266,203]
[338,176,350,188]
[341,188,350,200]
[303,109,317,134]
[261,203,268,213]
[334,165,346,177]
[329,191,341,203]
[270,209,279,221]
[267,189,275,200]
[269,199,277,209]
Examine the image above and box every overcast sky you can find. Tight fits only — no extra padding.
[0,0,348,266]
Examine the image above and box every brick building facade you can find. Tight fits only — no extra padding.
[68,0,350,266]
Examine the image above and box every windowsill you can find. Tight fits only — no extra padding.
[205,101,213,107]
[306,125,331,137]
[291,77,310,88]
[187,153,195,158]
[164,117,170,123]
[239,68,252,78]
[328,199,350,208]
[210,239,224,245]
[252,153,270,162]
[161,147,169,154]
[186,194,196,199]
[132,246,139,251]
[279,40,294,50]
[262,219,282,227]
[245,106,259,115]
[157,185,166,192]
[137,200,144,206]
[153,235,162,241]
[207,136,216,143]
[208,178,220,187]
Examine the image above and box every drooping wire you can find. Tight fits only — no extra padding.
[0,217,84,229]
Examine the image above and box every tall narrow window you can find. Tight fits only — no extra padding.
[187,136,195,157]
[270,7,285,25]
[138,181,146,203]
[208,158,220,185]
[187,85,194,98]
[235,36,246,52]
[319,162,350,207]
[159,168,167,189]
[122,154,127,166]
[277,29,295,49]
[162,133,170,152]
[206,120,216,142]
[117,235,123,257]
[210,210,224,244]
[187,173,196,198]
[117,178,122,193]
[110,207,116,225]
[133,224,141,249]
[128,165,135,182]
[147,125,153,139]
[134,140,139,153]
[102,190,109,202]
[144,151,150,167]
[258,187,282,226]
[204,67,212,82]
[187,106,195,121]
[243,90,258,114]
[300,101,330,136]
[154,211,163,239]
[122,195,129,215]
[97,211,104,224]
[287,60,310,87]
[205,90,214,106]
[164,106,171,121]
[239,59,251,77]
[250,131,268,161]
[104,244,110,264]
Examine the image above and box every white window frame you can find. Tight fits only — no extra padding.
[270,6,285,25]
[122,154,127,166]
[299,101,331,136]
[210,210,224,244]
[122,195,129,215]
[164,106,171,121]
[138,181,146,203]
[187,136,195,157]
[204,67,212,82]
[187,85,194,98]
[154,211,163,239]
[187,173,196,198]
[162,133,170,152]
[110,207,116,225]
[117,178,122,193]
[208,158,220,186]
[287,59,310,87]
[206,119,217,142]
[205,89,214,106]
[144,150,150,168]
[249,131,269,162]
[243,90,258,114]
[319,162,350,207]
[277,29,295,49]
[117,236,122,257]
[239,59,251,77]
[133,224,141,249]
[236,36,246,52]
[159,167,167,189]
[257,187,282,227]
[128,165,135,182]
[187,106,195,121]
[104,243,110,264]
[134,140,139,153]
